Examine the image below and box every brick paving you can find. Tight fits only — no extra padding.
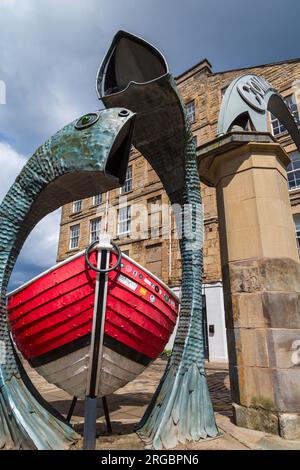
[25,358,300,450]
[27,358,245,449]
[207,368,232,418]
[28,359,232,426]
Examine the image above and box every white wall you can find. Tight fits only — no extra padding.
[204,282,228,362]
[166,283,228,363]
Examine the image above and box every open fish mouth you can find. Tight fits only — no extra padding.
[97,30,168,99]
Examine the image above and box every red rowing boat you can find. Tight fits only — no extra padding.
[7,239,179,399]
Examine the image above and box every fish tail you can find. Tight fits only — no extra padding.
[0,348,79,450]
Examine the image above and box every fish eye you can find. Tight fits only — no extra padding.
[75,112,99,130]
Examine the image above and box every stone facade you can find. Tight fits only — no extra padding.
[58,57,300,280]
[57,57,300,362]
[198,132,300,437]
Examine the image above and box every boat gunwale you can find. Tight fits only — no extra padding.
[7,248,180,303]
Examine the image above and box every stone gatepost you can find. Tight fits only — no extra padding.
[198,131,300,439]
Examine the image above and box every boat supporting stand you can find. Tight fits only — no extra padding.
[102,396,112,434]
[67,396,78,422]
[83,237,121,449]
[67,395,112,436]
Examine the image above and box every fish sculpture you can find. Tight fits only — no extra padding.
[0,30,218,450]
[0,108,135,449]
[97,31,218,449]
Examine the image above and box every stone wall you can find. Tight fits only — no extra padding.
[57,58,300,287]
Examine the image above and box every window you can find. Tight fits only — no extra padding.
[90,218,101,243]
[146,244,162,278]
[293,214,300,257]
[186,100,195,123]
[270,94,300,136]
[147,196,162,238]
[93,194,102,206]
[69,224,80,250]
[120,166,132,194]
[287,152,300,190]
[286,94,300,124]
[72,200,82,213]
[118,206,131,235]
[270,113,286,136]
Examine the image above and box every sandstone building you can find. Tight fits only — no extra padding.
[57,57,300,362]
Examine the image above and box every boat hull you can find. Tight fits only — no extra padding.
[7,249,179,399]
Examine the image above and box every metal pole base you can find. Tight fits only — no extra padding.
[83,396,98,450]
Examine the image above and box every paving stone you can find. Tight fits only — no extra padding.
[24,358,300,450]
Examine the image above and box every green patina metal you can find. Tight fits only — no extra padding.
[97,31,218,449]
[0,30,218,450]
[0,108,135,449]
[217,73,300,152]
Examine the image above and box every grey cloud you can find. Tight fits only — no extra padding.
[0,0,299,286]
[1,0,299,155]
[8,209,61,291]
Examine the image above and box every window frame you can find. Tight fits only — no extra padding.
[92,194,102,206]
[118,206,131,236]
[287,152,300,191]
[293,214,300,258]
[120,166,133,194]
[69,224,80,250]
[90,217,101,243]
[185,100,196,124]
[147,196,162,238]
[270,93,300,136]
[72,200,82,214]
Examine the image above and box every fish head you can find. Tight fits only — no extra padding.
[48,107,136,192]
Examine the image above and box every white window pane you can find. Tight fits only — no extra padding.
[73,200,82,213]
[293,214,300,258]
[286,94,300,125]
[287,152,300,190]
[70,224,80,249]
[90,218,101,243]
[121,166,132,193]
[186,100,195,123]
[118,206,131,234]
[270,93,300,136]
[93,194,102,205]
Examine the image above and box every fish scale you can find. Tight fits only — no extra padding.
[97,30,218,448]
[0,107,135,449]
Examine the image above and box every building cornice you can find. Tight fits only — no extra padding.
[175,56,300,83]
[176,59,212,83]
[212,57,300,77]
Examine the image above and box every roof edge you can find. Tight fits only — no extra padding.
[175,56,300,82]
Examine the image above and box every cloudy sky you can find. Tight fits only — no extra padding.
[0,0,299,290]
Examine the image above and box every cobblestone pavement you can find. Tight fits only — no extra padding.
[206,367,232,418]
[27,358,243,450]
[27,359,300,450]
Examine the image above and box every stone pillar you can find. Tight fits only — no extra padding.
[198,132,300,439]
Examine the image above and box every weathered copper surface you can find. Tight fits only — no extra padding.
[0,108,135,449]
[97,31,218,449]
